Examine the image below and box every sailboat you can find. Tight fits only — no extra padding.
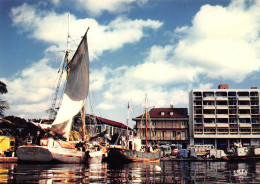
[16,16,90,163]
[107,95,161,163]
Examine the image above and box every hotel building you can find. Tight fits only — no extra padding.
[189,84,260,148]
[133,107,189,147]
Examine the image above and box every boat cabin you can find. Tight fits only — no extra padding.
[40,138,75,149]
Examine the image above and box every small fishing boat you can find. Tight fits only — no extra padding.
[107,95,161,163]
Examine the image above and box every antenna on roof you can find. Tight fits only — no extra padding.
[170,97,174,108]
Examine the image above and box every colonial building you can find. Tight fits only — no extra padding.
[133,107,189,147]
[85,114,133,143]
[189,84,260,149]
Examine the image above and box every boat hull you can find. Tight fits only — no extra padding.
[16,145,86,164]
[87,150,103,164]
[107,147,161,163]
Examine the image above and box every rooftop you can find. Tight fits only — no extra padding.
[95,116,131,129]
[133,107,188,119]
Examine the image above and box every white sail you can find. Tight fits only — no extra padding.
[49,30,89,140]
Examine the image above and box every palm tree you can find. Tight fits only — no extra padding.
[0,81,9,117]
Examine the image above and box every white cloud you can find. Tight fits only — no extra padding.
[11,4,162,61]
[174,1,260,82]
[197,83,214,90]
[92,0,260,115]
[128,45,201,84]
[90,67,109,91]
[6,3,162,119]
[75,0,148,16]
[98,102,118,110]
[2,59,57,118]
[6,0,260,125]
[50,0,60,5]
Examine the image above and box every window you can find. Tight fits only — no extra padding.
[152,121,156,128]
[182,131,186,138]
[153,131,156,137]
[162,131,165,138]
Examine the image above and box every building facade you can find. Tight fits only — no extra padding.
[133,107,189,147]
[189,84,260,149]
[86,114,133,143]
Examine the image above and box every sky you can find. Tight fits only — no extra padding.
[1,0,260,128]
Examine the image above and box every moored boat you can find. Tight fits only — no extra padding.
[107,96,161,163]
[16,15,90,164]
[85,141,103,164]
[108,145,161,163]
[17,138,85,163]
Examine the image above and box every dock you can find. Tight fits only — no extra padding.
[0,157,18,163]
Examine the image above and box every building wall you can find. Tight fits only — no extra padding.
[134,114,189,146]
[189,88,260,148]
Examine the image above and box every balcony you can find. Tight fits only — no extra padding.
[239,123,251,128]
[238,105,250,109]
[216,123,229,128]
[238,96,250,101]
[203,105,215,109]
[216,105,228,109]
[203,114,216,118]
[193,96,202,100]
[216,97,228,101]
[203,96,215,100]
[216,114,229,118]
[204,132,216,135]
[147,137,188,141]
[239,114,251,118]
[204,123,216,127]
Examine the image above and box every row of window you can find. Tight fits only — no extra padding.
[194,128,260,133]
[193,91,259,97]
[141,130,187,138]
[139,136,188,140]
[194,101,259,106]
[137,121,187,127]
[194,110,259,114]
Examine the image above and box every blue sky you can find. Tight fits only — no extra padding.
[1,0,260,128]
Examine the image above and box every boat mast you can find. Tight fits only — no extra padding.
[49,14,72,119]
[126,102,130,149]
[65,13,87,141]
[66,13,71,77]
[82,105,86,141]
[145,94,148,151]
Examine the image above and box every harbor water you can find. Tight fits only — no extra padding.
[0,161,259,183]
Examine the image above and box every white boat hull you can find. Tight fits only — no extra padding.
[87,150,103,164]
[16,145,86,163]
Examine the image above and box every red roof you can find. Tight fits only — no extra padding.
[133,107,188,119]
[95,116,131,129]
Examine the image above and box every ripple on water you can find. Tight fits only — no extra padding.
[0,161,259,183]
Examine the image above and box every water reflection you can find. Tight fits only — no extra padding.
[0,161,259,183]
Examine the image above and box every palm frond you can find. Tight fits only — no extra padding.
[0,81,7,94]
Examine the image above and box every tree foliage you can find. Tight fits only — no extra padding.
[0,81,9,117]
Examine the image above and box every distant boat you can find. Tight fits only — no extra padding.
[16,15,90,164]
[107,95,161,163]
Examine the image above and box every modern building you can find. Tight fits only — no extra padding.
[189,84,260,149]
[133,107,189,148]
